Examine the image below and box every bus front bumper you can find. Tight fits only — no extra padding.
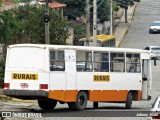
[2,89,48,99]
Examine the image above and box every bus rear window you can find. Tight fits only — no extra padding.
[8,47,45,68]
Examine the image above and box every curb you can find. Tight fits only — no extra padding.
[0,95,36,103]
[0,95,12,101]
[12,98,36,103]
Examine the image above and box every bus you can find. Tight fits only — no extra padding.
[78,34,116,47]
[3,44,152,111]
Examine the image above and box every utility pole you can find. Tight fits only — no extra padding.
[44,0,50,44]
[110,0,113,35]
[93,0,97,47]
[86,0,90,46]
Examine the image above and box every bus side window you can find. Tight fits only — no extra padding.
[110,52,125,72]
[76,51,92,72]
[50,51,65,71]
[126,53,141,73]
[94,52,109,72]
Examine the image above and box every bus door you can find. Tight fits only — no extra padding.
[49,50,66,90]
[142,59,151,100]
[65,50,76,90]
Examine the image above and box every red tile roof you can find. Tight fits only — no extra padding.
[37,0,66,8]
[49,1,66,8]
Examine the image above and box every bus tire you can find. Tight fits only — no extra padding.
[38,99,57,110]
[125,92,132,109]
[93,102,98,108]
[75,91,88,111]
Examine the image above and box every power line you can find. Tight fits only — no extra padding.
[97,0,104,9]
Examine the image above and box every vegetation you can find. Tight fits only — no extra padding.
[0,0,2,7]
[57,0,110,22]
[97,0,110,22]
[0,5,70,88]
[0,5,69,45]
[73,24,86,45]
[57,0,86,20]
[113,1,120,11]
[114,0,134,8]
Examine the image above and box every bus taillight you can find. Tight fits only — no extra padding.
[39,84,48,89]
[4,83,10,89]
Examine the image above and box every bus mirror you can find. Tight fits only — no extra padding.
[154,58,157,66]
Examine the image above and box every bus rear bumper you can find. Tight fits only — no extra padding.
[2,89,48,100]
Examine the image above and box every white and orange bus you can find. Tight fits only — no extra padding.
[3,44,152,111]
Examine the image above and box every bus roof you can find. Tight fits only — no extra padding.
[79,34,116,42]
[9,44,150,54]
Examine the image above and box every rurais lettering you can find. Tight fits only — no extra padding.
[93,75,110,82]
[12,73,38,80]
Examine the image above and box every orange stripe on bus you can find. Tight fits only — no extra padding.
[89,90,141,102]
[48,90,78,102]
[48,90,141,102]
[89,90,128,102]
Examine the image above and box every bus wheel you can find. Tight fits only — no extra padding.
[38,99,57,110]
[68,91,88,111]
[75,91,88,111]
[93,102,98,108]
[125,92,132,109]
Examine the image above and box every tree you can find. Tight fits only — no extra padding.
[0,5,69,86]
[57,0,86,20]
[57,0,110,22]
[0,5,69,45]
[0,0,2,7]
[97,0,110,22]
[73,24,86,45]
[114,0,136,23]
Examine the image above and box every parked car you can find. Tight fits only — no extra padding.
[149,21,160,34]
[148,96,160,120]
[144,46,160,59]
